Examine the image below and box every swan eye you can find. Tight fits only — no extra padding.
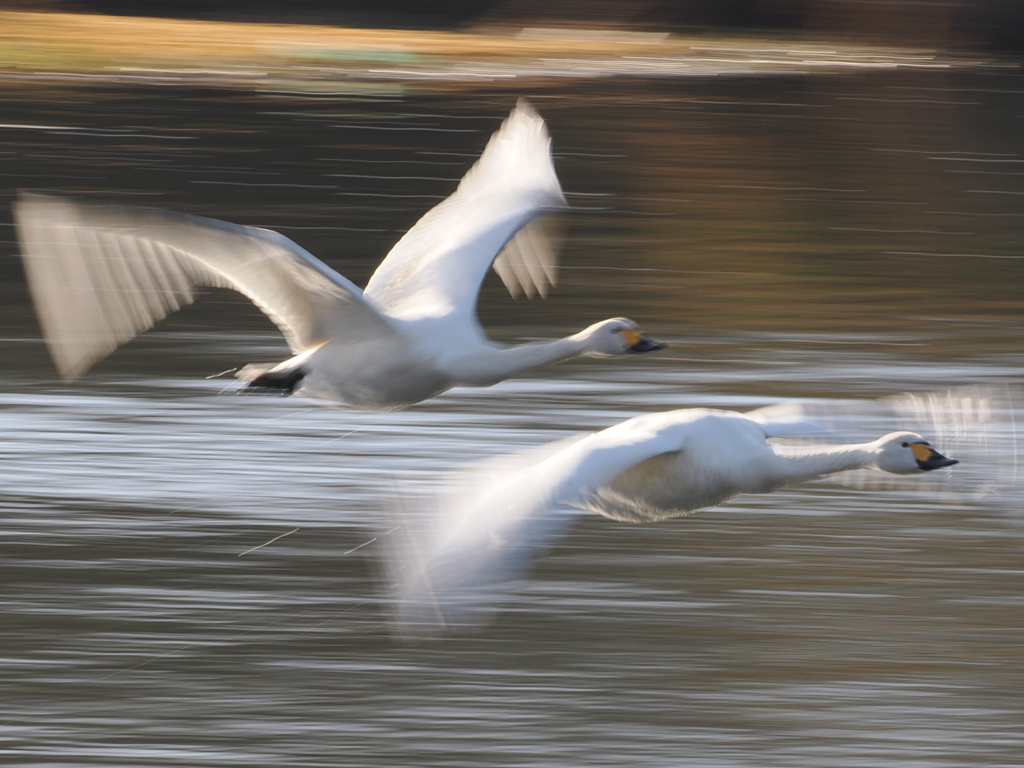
[901,442,908,447]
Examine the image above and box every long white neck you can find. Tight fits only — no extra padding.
[451,335,588,386]
[771,442,880,485]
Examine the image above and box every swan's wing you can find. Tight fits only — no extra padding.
[14,193,392,379]
[749,385,1022,501]
[491,215,564,300]
[381,414,686,636]
[362,100,567,318]
[382,494,585,636]
[750,417,834,439]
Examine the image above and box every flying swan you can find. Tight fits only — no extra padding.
[383,400,968,635]
[13,100,662,409]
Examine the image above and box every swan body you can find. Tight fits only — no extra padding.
[13,100,661,409]
[384,406,958,633]
[583,410,954,523]
[289,314,653,408]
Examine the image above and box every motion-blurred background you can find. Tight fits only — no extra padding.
[1,3,1022,768]
[3,0,1024,48]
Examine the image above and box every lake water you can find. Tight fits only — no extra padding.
[1,64,1023,767]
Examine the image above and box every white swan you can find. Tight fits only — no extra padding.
[383,404,960,634]
[13,100,662,409]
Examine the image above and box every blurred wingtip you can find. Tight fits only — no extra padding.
[513,96,538,118]
[377,489,512,639]
[13,192,102,380]
[886,383,1022,503]
[377,441,589,638]
[753,384,1024,505]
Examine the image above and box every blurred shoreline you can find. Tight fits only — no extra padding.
[0,11,1014,94]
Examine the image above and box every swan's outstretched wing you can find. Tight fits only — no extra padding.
[491,214,564,300]
[14,193,392,379]
[381,413,685,636]
[750,385,1022,501]
[363,100,567,318]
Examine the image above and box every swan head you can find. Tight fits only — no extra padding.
[579,318,664,357]
[873,431,959,474]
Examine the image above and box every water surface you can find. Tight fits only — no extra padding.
[1,69,1023,767]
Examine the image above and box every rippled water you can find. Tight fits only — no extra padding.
[1,68,1023,766]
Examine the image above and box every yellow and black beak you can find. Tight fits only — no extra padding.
[619,328,665,354]
[908,442,959,471]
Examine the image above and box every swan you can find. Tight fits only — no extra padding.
[13,100,662,409]
[383,404,961,634]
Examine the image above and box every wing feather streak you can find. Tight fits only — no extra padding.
[364,100,567,318]
[15,192,391,379]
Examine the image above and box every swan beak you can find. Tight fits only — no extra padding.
[630,336,665,353]
[620,328,666,354]
[910,442,959,471]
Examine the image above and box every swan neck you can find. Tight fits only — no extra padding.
[456,336,586,384]
[774,443,878,483]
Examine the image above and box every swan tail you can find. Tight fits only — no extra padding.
[236,362,306,394]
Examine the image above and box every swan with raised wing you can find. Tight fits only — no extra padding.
[384,404,960,634]
[14,100,662,409]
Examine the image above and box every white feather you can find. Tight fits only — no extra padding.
[14,101,660,409]
[362,99,566,317]
[382,388,1019,636]
[14,193,389,380]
